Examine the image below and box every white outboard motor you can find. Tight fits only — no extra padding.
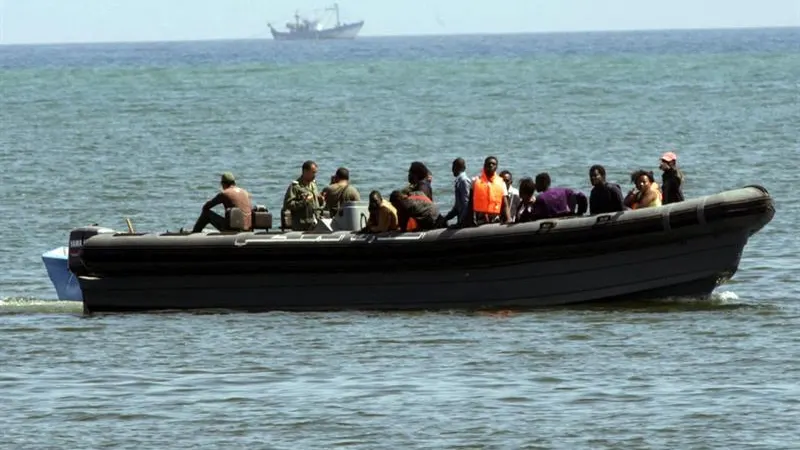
[67,225,115,276]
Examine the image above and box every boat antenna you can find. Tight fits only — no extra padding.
[125,217,135,234]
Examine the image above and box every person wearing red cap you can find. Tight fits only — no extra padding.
[659,151,685,204]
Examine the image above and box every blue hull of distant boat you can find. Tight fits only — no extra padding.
[42,246,83,301]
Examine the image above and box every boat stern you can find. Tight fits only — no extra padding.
[41,246,83,301]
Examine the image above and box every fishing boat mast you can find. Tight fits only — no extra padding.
[326,3,341,27]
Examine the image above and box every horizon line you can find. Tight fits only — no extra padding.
[0,24,797,47]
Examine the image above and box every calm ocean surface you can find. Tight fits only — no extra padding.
[1,28,799,448]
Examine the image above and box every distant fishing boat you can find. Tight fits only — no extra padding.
[268,3,364,40]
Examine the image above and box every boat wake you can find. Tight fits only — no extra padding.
[544,289,766,313]
[711,290,740,303]
[0,297,83,316]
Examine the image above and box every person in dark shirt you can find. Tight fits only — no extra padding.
[523,172,588,222]
[389,190,441,231]
[659,151,685,204]
[403,161,434,201]
[515,177,537,223]
[588,164,624,214]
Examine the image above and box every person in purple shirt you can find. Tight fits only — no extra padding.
[519,172,588,222]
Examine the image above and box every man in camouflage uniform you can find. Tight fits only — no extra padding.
[283,160,323,231]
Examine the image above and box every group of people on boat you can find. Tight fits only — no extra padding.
[189,151,685,234]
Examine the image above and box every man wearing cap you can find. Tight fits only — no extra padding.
[191,172,253,233]
[659,151,685,204]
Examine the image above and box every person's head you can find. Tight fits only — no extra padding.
[368,190,382,210]
[333,167,350,183]
[483,156,498,178]
[389,190,405,208]
[519,177,536,202]
[301,160,318,183]
[589,165,607,187]
[631,170,655,191]
[659,151,678,171]
[408,161,429,184]
[499,170,512,188]
[220,172,236,189]
[451,158,466,177]
[534,172,551,193]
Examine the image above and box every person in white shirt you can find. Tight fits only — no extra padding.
[500,170,521,222]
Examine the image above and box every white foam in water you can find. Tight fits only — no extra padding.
[711,291,740,303]
[0,297,83,315]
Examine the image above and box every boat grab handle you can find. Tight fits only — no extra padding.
[538,221,555,232]
[697,196,708,226]
[595,215,612,224]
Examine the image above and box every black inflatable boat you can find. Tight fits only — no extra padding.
[68,185,774,313]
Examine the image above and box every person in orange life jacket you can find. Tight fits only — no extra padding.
[441,157,472,228]
[469,156,511,225]
[191,172,252,233]
[403,161,434,201]
[500,170,521,222]
[389,189,441,232]
[514,177,537,223]
[525,172,588,221]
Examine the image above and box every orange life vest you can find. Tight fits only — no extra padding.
[472,172,505,215]
[405,193,432,231]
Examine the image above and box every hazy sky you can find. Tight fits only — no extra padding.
[1,0,799,44]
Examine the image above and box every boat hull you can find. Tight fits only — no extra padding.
[79,231,745,312]
[270,21,364,40]
[73,186,774,313]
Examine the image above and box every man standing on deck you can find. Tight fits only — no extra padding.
[500,170,521,222]
[659,151,685,204]
[283,160,324,231]
[441,158,472,227]
[470,156,511,225]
